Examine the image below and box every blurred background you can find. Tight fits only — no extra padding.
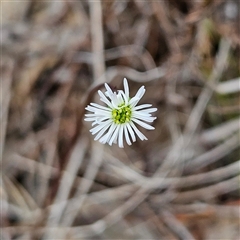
[1,0,240,239]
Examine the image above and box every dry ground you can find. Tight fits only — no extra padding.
[1,0,240,239]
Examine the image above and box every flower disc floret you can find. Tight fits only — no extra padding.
[112,105,132,124]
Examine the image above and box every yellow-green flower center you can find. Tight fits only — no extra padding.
[112,105,132,124]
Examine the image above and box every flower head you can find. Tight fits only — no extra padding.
[84,78,157,148]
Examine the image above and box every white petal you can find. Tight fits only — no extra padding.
[97,116,111,121]
[131,98,143,107]
[132,112,156,122]
[85,114,97,117]
[90,120,112,135]
[129,122,147,141]
[84,118,97,122]
[90,103,111,111]
[132,118,155,130]
[119,90,128,104]
[94,122,112,140]
[134,86,145,99]
[133,111,152,117]
[113,127,119,144]
[130,86,145,107]
[126,123,136,142]
[123,78,129,99]
[104,83,114,97]
[105,124,118,143]
[98,90,113,108]
[92,116,112,125]
[118,125,124,148]
[111,93,120,109]
[140,108,157,113]
[124,125,132,145]
[134,104,152,110]
[85,115,111,122]
[109,125,120,145]
[113,136,118,144]
[133,115,156,122]
[116,92,124,106]
[85,106,110,115]
[129,96,140,106]
[99,123,117,144]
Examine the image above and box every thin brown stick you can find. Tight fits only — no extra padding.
[1,59,14,161]
[57,0,107,237]
[159,209,196,240]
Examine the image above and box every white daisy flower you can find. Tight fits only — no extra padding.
[84,78,157,148]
